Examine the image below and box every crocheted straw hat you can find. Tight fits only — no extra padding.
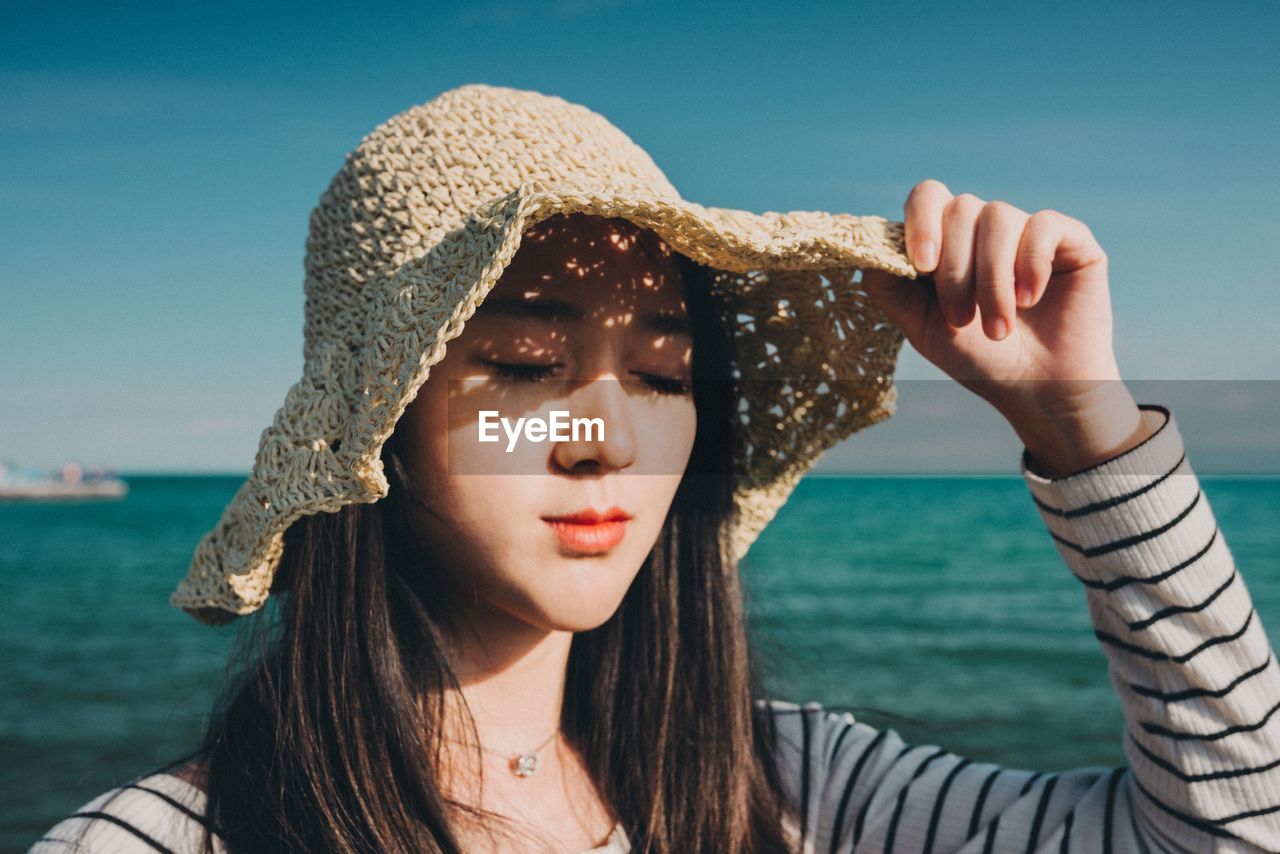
[170,83,921,626]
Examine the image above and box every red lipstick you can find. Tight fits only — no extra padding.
[542,506,632,554]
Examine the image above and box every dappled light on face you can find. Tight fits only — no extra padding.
[650,334,691,365]
[419,212,697,437]
[460,213,694,372]
[512,213,685,300]
[607,230,635,251]
[601,309,654,329]
[472,334,562,362]
[389,210,703,486]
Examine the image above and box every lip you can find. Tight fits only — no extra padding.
[542,506,632,554]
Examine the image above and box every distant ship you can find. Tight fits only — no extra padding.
[0,461,128,502]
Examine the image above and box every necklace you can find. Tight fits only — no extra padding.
[444,729,561,779]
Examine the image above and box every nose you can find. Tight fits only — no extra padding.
[550,374,637,474]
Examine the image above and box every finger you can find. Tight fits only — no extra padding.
[1012,210,1061,308]
[974,201,1029,340]
[1015,209,1107,297]
[935,193,984,327]
[859,268,930,343]
[903,179,952,272]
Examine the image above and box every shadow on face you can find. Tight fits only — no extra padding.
[384,213,703,638]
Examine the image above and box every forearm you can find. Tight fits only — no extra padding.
[765,404,1279,852]
[1022,404,1280,851]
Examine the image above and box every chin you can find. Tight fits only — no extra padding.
[545,610,620,634]
[514,598,624,633]
[521,560,640,631]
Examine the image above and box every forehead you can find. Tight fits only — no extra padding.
[490,213,687,306]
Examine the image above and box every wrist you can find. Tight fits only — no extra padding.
[998,382,1150,478]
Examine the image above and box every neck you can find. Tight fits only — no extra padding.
[438,599,574,757]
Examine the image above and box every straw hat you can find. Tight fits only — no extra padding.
[170,83,920,626]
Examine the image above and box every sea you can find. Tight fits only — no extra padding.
[2,475,1277,851]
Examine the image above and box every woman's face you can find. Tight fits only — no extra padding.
[394,214,698,634]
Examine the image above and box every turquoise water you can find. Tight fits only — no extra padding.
[2,476,1277,851]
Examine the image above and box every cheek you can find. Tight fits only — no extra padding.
[401,472,555,619]
[416,472,545,558]
[444,412,551,477]
[393,382,514,568]
[634,396,699,476]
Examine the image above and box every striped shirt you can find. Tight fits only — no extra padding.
[29,405,1280,853]
[763,405,1280,852]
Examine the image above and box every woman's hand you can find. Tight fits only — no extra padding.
[860,179,1158,476]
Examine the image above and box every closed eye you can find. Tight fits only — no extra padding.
[483,361,689,396]
[484,360,562,382]
[631,372,690,396]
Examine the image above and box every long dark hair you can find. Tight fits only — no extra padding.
[167,243,799,852]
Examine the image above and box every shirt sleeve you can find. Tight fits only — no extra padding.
[760,404,1280,853]
[27,773,221,853]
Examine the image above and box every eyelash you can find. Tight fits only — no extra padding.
[484,361,690,396]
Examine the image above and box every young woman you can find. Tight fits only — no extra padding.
[31,85,1279,853]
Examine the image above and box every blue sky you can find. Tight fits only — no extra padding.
[2,0,1277,472]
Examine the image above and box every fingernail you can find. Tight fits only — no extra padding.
[1015,282,1032,307]
[915,240,936,269]
[987,317,1008,340]
[946,304,967,327]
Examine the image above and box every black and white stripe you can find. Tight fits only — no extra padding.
[757,404,1280,852]
[29,773,223,854]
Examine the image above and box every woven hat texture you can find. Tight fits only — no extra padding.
[170,82,920,626]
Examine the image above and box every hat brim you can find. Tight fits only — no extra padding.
[171,182,919,625]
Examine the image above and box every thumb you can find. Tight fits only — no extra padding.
[858,268,930,342]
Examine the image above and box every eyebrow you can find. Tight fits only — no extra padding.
[476,297,692,336]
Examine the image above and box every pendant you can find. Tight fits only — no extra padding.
[511,752,539,778]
